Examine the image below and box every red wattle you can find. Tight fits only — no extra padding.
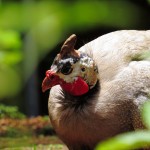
[60,77,89,96]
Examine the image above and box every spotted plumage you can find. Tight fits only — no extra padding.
[42,31,150,150]
[50,52,98,88]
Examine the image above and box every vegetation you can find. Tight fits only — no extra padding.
[0,104,62,149]
[0,1,150,150]
[0,116,54,137]
[0,137,64,149]
[1,102,150,150]
[0,0,150,100]
[0,104,25,119]
[0,104,53,137]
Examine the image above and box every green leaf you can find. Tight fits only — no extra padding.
[95,131,150,150]
[0,104,25,119]
[142,101,150,129]
[0,30,21,51]
[0,65,21,98]
[0,51,23,66]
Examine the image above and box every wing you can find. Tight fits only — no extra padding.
[79,30,150,129]
[48,31,150,148]
[79,30,150,82]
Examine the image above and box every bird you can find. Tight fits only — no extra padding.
[42,30,150,150]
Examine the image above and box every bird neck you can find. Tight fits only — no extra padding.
[60,76,89,96]
[78,53,98,90]
[62,81,100,110]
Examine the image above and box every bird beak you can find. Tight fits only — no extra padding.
[42,70,60,92]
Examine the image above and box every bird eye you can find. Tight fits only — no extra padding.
[61,63,73,75]
[81,67,85,72]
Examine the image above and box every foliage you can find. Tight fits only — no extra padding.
[0,104,61,149]
[95,101,150,150]
[0,104,25,119]
[33,144,64,150]
[142,101,150,129]
[0,117,59,149]
[0,116,53,137]
[0,1,149,100]
[0,136,64,149]
[0,30,22,99]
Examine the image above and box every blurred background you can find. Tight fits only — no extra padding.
[0,0,150,117]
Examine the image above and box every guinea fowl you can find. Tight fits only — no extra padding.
[42,30,150,150]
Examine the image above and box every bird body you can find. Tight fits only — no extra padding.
[42,30,150,150]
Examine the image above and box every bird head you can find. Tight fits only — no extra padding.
[42,34,98,96]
